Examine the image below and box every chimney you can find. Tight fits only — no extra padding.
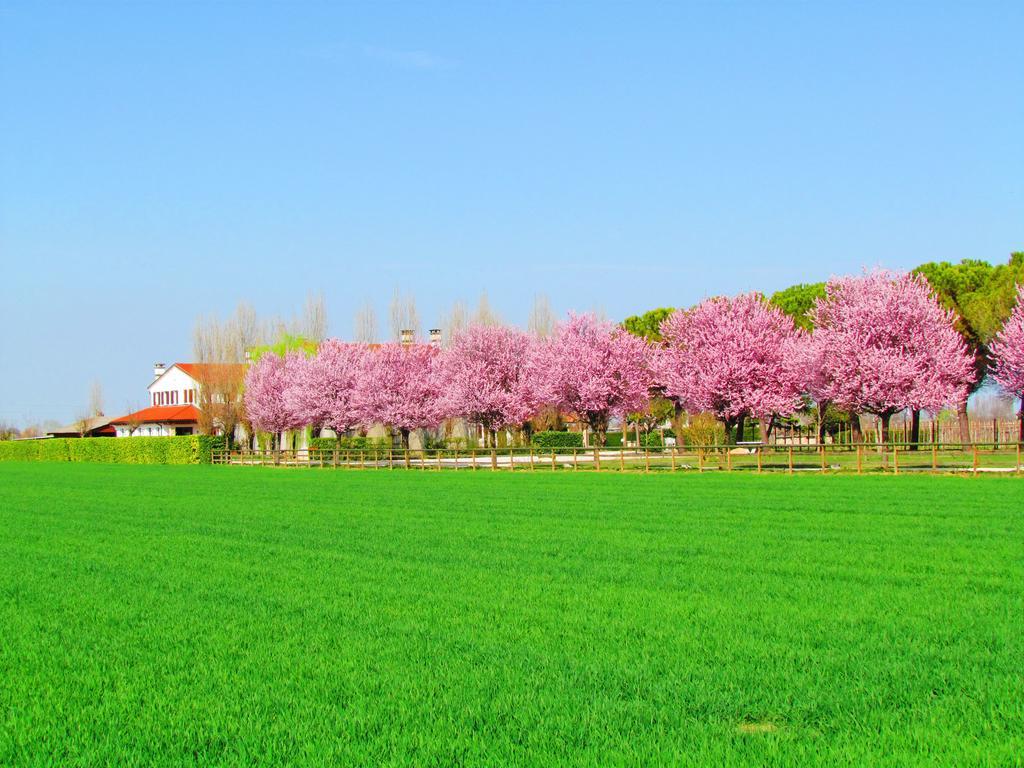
[429,328,442,347]
[153,362,166,380]
[400,329,414,346]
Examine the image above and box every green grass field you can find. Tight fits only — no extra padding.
[1,464,1021,766]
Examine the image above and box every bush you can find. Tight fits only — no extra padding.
[678,414,725,448]
[0,436,225,464]
[531,431,584,449]
[310,436,392,453]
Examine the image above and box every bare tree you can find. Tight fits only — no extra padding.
[442,300,469,346]
[299,292,328,342]
[389,289,420,341]
[192,302,260,445]
[473,291,500,327]
[528,293,555,339]
[74,412,92,438]
[0,422,18,441]
[88,380,104,417]
[123,401,144,437]
[354,301,378,344]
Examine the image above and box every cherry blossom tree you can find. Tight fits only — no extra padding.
[989,284,1024,440]
[244,351,300,447]
[354,342,447,449]
[537,313,651,446]
[283,340,366,437]
[810,271,975,443]
[442,325,540,448]
[657,293,803,443]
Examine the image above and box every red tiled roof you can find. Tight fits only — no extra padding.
[109,405,202,425]
[173,363,246,380]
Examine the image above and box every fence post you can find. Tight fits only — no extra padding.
[1017,442,1021,474]
[726,448,732,472]
[757,445,762,474]
[973,443,979,475]
[856,444,862,475]
[573,449,578,471]
[530,447,535,471]
[644,446,650,474]
[698,449,704,473]
[932,443,938,473]
[471,449,477,470]
[552,449,557,471]
[788,446,794,475]
[670,447,676,472]
[820,444,826,472]
[509,448,514,472]
[437,450,442,471]
[893,444,899,475]
[620,447,625,472]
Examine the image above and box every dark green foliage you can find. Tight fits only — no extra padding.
[621,307,674,342]
[0,436,224,464]
[768,282,826,330]
[0,464,1021,765]
[310,436,392,452]
[531,431,584,448]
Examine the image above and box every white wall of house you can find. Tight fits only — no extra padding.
[147,366,200,407]
[114,423,194,437]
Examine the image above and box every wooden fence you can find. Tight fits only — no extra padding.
[211,442,1024,475]
[769,418,1022,447]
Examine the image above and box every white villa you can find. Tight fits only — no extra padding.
[111,362,240,438]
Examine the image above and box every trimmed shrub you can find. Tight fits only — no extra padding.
[531,431,584,448]
[0,436,225,464]
[310,436,392,453]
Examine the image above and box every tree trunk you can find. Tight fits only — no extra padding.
[758,418,769,445]
[909,409,921,450]
[721,418,734,446]
[400,428,411,468]
[850,412,863,443]
[1018,403,1024,443]
[879,412,893,445]
[817,401,828,444]
[490,428,498,469]
[957,399,971,445]
[735,413,745,445]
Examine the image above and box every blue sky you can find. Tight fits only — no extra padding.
[1,1,1021,425]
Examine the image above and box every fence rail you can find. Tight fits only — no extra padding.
[211,442,1024,475]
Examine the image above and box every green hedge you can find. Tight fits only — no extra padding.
[0,436,225,464]
[531,431,584,448]
[310,436,392,452]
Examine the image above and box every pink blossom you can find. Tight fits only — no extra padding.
[657,293,803,427]
[244,351,301,437]
[441,325,540,440]
[810,271,975,436]
[283,340,366,435]
[353,343,447,446]
[537,313,651,444]
[990,284,1024,434]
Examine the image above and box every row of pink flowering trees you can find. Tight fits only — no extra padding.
[245,271,1024,448]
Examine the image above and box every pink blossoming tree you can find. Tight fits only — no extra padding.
[442,325,540,448]
[537,313,651,446]
[244,351,300,447]
[657,293,803,443]
[810,271,975,443]
[354,342,447,449]
[989,284,1024,440]
[284,340,366,437]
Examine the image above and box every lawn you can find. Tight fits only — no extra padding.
[0,464,1021,766]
